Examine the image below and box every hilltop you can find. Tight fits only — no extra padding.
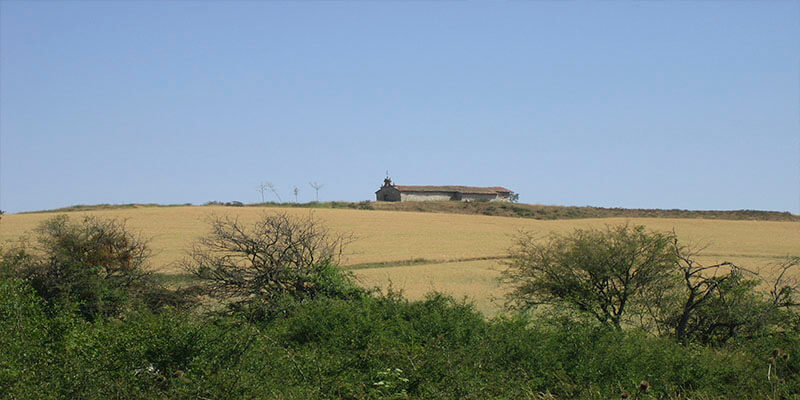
[19,200,800,222]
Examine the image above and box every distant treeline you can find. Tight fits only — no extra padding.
[371,201,800,221]
[22,201,800,222]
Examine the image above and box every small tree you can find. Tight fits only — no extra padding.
[502,224,677,329]
[184,213,360,317]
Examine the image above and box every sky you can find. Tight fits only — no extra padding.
[1,1,798,214]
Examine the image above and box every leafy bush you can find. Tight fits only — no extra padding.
[3,215,156,320]
[3,277,800,399]
[0,245,37,279]
[0,279,78,398]
[0,215,199,321]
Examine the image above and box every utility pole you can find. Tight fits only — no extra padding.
[257,183,268,203]
[309,182,324,202]
[265,182,282,203]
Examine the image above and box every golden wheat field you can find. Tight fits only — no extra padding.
[2,206,799,314]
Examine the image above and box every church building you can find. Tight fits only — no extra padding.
[375,177,512,202]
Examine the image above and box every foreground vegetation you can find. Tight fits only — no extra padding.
[6,278,800,399]
[3,214,800,399]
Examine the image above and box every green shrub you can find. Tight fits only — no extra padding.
[14,215,154,320]
[1,215,193,321]
[0,279,79,399]
[2,280,798,399]
[0,245,36,279]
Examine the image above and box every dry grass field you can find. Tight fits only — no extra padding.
[354,259,507,315]
[2,205,799,315]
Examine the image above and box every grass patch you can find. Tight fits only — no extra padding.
[347,256,508,270]
[151,273,201,287]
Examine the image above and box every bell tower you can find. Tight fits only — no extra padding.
[382,170,394,188]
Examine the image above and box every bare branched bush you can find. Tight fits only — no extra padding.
[185,213,358,310]
[645,241,800,345]
[768,256,800,308]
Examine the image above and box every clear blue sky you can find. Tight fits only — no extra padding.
[1,1,798,214]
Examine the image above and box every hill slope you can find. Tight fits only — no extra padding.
[4,205,799,315]
[20,201,800,222]
[370,201,800,221]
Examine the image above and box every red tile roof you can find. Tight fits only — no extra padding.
[393,185,512,194]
